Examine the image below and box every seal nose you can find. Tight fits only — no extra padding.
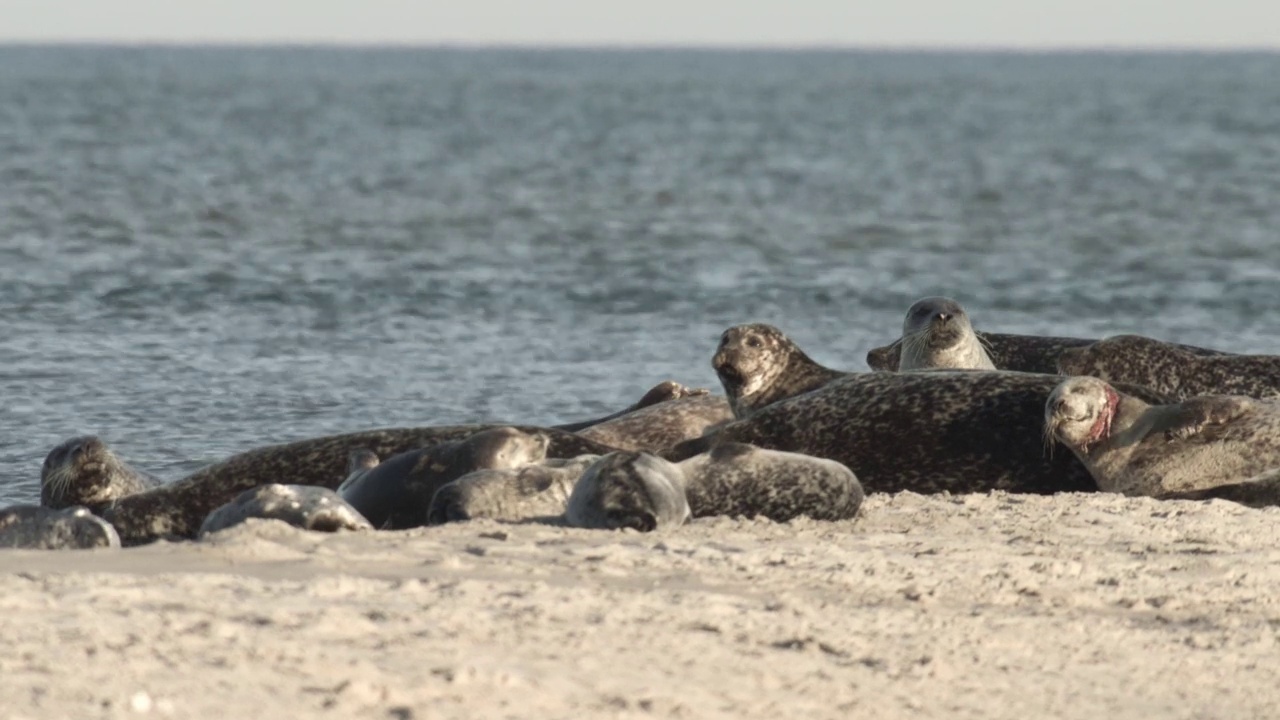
[935,312,952,322]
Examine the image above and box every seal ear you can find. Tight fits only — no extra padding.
[709,442,755,461]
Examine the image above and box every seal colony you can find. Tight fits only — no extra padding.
[8,294,1279,551]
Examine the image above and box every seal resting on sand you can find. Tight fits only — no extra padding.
[40,436,162,510]
[896,297,996,370]
[712,323,848,418]
[199,484,373,536]
[1044,375,1280,499]
[1056,334,1280,400]
[566,443,864,532]
[576,394,733,452]
[0,505,121,550]
[426,455,601,525]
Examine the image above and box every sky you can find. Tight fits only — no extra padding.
[1,0,1278,49]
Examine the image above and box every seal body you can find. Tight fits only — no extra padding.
[1045,375,1280,497]
[552,380,711,432]
[426,455,600,525]
[576,395,733,452]
[0,505,121,550]
[1057,334,1280,401]
[41,436,162,510]
[337,427,551,530]
[678,443,863,522]
[667,370,1172,495]
[566,452,692,532]
[712,323,848,418]
[199,484,373,536]
[896,297,996,370]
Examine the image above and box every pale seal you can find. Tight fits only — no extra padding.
[576,394,733,452]
[1056,334,1280,400]
[712,323,848,418]
[337,427,553,530]
[666,370,1172,495]
[426,454,601,525]
[1044,375,1280,498]
[566,443,863,531]
[40,435,162,510]
[896,297,996,370]
[199,484,373,537]
[0,505,121,550]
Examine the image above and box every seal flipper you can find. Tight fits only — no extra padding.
[1157,467,1280,508]
[1159,396,1256,441]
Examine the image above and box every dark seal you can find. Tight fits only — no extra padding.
[40,436,162,510]
[199,484,374,536]
[0,505,121,550]
[1057,334,1280,400]
[712,323,848,419]
[896,297,996,370]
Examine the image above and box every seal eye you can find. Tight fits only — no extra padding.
[746,337,763,349]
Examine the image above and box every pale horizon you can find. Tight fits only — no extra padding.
[2,0,1279,50]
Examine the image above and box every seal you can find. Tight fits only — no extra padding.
[336,449,381,496]
[1056,334,1280,400]
[1044,375,1280,498]
[896,297,996,370]
[665,369,1173,495]
[40,435,163,510]
[86,424,623,546]
[566,443,863,532]
[337,426,552,530]
[198,484,373,536]
[426,454,601,525]
[712,323,848,418]
[576,394,734,452]
[0,504,121,550]
[552,380,711,432]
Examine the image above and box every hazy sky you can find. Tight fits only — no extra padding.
[2,0,1278,48]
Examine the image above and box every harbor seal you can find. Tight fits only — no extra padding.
[1044,375,1280,498]
[665,370,1173,495]
[199,484,373,537]
[576,394,734,452]
[896,297,996,370]
[1056,334,1280,400]
[40,435,162,510]
[337,426,552,529]
[426,454,601,525]
[84,425,622,545]
[566,443,863,532]
[552,380,710,432]
[712,323,848,418]
[0,505,121,550]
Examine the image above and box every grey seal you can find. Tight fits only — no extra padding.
[426,454,601,525]
[0,505,121,550]
[199,484,374,537]
[552,380,711,432]
[566,443,863,532]
[1057,334,1280,401]
[40,435,162,510]
[712,323,848,418]
[576,394,734,452]
[897,297,996,370]
[337,426,552,530]
[1044,375,1280,498]
[666,369,1172,495]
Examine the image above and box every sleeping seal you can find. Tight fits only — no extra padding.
[199,484,373,536]
[712,323,848,418]
[0,505,121,550]
[896,297,996,370]
[1056,334,1280,400]
[426,455,601,525]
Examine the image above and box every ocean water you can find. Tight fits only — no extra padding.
[2,47,1279,506]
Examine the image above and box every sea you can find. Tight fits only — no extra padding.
[2,46,1279,506]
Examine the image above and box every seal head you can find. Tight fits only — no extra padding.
[41,436,161,510]
[566,451,691,532]
[713,324,846,418]
[898,297,996,371]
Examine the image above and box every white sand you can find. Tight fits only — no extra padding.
[2,491,1278,719]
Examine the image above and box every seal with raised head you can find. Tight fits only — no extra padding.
[1057,334,1280,401]
[426,455,601,525]
[338,426,553,530]
[896,297,996,371]
[0,505,121,550]
[1044,375,1280,498]
[199,484,373,537]
[566,443,864,532]
[666,369,1173,495]
[712,323,848,419]
[40,435,163,510]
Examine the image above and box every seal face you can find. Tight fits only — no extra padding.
[713,324,847,419]
[1044,375,1280,497]
[198,484,373,537]
[565,451,691,532]
[426,455,600,525]
[40,436,162,510]
[0,505,121,550]
[897,297,996,371]
[1057,334,1280,401]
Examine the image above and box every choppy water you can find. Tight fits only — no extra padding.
[2,47,1280,505]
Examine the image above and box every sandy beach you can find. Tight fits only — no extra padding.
[2,490,1277,719]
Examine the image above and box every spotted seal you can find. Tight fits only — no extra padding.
[666,370,1172,495]
[1044,375,1280,498]
[1056,334,1280,400]
[552,380,711,432]
[426,454,601,525]
[566,443,863,531]
[199,484,373,537]
[0,505,121,550]
[896,297,996,370]
[80,425,622,545]
[576,394,733,452]
[712,323,848,418]
[337,427,553,529]
[40,435,162,510]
